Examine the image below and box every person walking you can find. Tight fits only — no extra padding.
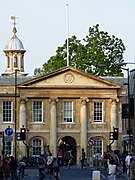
[130,154,135,180]
[81,148,86,169]
[0,155,3,180]
[3,156,10,180]
[107,159,116,180]
[64,150,70,168]
[9,156,18,180]
[57,149,63,167]
[125,151,132,176]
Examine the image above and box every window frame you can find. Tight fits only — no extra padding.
[93,139,103,156]
[32,138,43,156]
[2,101,13,123]
[63,101,74,123]
[93,101,104,123]
[32,101,43,123]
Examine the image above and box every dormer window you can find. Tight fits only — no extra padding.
[14,56,18,67]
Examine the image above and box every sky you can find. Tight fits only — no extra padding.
[0,0,135,76]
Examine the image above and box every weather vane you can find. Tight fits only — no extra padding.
[11,16,18,27]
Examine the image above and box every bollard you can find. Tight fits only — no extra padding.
[92,170,100,180]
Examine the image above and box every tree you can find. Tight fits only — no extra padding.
[34,24,125,76]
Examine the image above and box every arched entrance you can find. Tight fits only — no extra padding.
[59,136,77,164]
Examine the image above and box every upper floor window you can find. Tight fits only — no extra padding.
[93,102,103,123]
[32,101,43,122]
[63,101,73,123]
[2,101,12,122]
[14,56,18,67]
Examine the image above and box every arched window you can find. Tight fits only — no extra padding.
[14,56,18,67]
[21,55,24,68]
[7,56,10,68]
[32,138,43,156]
[93,139,103,155]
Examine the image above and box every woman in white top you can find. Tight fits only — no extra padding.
[107,159,116,180]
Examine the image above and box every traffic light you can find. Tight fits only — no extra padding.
[20,128,26,140]
[109,132,114,140]
[113,128,118,140]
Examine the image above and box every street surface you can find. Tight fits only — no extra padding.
[7,166,129,180]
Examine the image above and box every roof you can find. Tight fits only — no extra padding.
[0,76,33,86]
[0,67,127,86]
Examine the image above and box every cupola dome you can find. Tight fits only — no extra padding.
[4,27,25,51]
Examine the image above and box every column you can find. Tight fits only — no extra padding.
[19,98,27,157]
[110,98,119,150]
[80,98,89,157]
[49,98,58,157]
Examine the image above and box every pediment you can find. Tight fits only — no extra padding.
[19,67,121,89]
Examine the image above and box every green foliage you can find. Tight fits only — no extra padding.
[34,24,125,77]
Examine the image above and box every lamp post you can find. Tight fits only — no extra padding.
[121,67,131,152]
[14,69,19,160]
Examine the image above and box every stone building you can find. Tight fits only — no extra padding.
[0,21,126,162]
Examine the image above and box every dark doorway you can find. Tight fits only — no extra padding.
[59,136,77,164]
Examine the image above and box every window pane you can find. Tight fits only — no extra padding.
[63,102,73,122]
[3,101,12,122]
[32,139,42,156]
[93,139,102,155]
[94,102,103,122]
[32,101,42,122]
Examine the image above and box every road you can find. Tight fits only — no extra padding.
[7,166,128,180]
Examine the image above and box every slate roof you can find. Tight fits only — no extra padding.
[0,75,127,86]
[0,76,33,86]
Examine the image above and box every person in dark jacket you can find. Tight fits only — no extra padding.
[9,156,17,180]
[81,148,86,169]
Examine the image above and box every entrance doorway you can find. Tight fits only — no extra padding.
[59,136,77,164]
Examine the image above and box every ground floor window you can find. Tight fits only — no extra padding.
[93,139,103,155]
[32,138,43,156]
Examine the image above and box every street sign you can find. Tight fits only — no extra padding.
[88,139,94,146]
[5,127,13,136]
[16,133,22,141]
[109,132,114,140]
[5,136,13,142]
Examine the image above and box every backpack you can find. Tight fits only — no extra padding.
[38,157,45,165]
[47,156,53,165]
[53,160,58,168]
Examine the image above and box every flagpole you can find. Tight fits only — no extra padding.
[66,3,69,66]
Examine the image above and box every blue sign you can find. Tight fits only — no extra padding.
[5,127,13,136]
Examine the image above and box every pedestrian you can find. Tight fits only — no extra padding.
[57,149,63,167]
[64,150,70,168]
[9,156,18,180]
[130,154,135,180]
[37,156,46,180]
[0,155,3,180]
[125,151,132,176]
[52,157,60,180]
[95,149,102,168]
[107,159,116,180]
[122,150,128,173]
[81,148,86,169]
[47,152,53,178]
[3,156,10,180]
[18,160,26,178]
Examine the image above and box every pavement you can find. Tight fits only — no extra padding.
[7,165,129,180]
